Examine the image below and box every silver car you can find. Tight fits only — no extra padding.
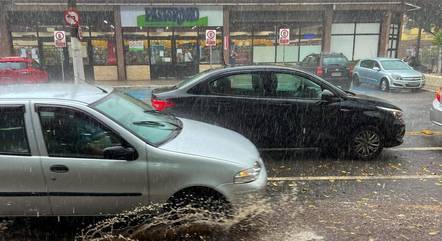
[352,58,425,91]
[0,84,266,217]
[430,87,442,127]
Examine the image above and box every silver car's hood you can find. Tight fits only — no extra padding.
[158,118,259,166]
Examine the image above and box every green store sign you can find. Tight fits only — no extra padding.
[137,8,209,27]
[121,6,222,28]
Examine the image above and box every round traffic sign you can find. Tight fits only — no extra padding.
[280,29,289,38]
[206,30,216,39]
[55,31,65,40]
[64,7,80,26]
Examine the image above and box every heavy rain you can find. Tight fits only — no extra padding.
[0,0,441,241]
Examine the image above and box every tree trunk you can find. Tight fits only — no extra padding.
[416,27,422,63]
[438,47,442,74]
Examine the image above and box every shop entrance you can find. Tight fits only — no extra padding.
[150,29,198,80]
[39,37,94,82]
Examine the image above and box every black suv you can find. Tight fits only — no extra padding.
[299,53,352,90]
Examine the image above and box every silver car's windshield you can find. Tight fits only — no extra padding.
[380,60,412,70]
[92,92,181,146]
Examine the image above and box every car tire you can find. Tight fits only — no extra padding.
[352,75,360,87]
[380,78,390,92]
[166,189,232,221]
[349,127,384,160]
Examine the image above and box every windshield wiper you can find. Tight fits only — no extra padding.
[133,120,182,130]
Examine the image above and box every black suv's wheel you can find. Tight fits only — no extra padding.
[352,74,360,87]
[380,78,390,92]
[349,127,383,160]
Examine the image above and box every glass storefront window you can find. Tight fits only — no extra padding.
[124,40,149,65]
[231,27,253,65]
[299,25,322,61]
[253,30,276,63]
[199,28,223,64]
[92,39,117,65]
[150,39,173,64]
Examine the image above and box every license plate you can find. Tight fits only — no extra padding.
[331,72,342,77]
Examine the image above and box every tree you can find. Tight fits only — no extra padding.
[406,0,442,35]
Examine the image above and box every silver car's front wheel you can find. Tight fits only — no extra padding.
[380,79,390,92]
[350,128,383,160]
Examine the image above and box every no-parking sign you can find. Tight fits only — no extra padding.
[206,30,216,47]
[54,31,66,48]
[279,28,290,45]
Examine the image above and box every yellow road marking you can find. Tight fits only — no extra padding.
[406,130,442,136]
[390,147,442,151]
[268,175,442,182]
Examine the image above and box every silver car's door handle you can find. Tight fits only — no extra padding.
[50,165,69,173]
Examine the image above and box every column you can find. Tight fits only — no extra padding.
[322,7,333,53]
[0,4,12,57]
[114,6,126,81]
[223,7,230,65]
[379,11,392,57]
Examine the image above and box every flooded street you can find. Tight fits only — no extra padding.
[1,86,441,241]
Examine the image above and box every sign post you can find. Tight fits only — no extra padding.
[279,28,290,64]
[206,30,216,68]
[65,0,84,84]
[54,31,66,82]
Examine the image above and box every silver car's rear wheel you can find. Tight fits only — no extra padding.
[350,128,383,160]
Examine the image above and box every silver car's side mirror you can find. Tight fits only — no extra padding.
[373,67,381,71]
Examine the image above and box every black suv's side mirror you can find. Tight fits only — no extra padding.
[103,146,138,161]
[321,89,338,102]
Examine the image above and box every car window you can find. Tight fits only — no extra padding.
[209,73,264,97]
[360,60,372,68]
[323,56,349,66]
[37,106,126,159]
[380,60,412,70]
[273,73,322,99]
[373,61,380,69]
[0,105,30,156]
[0,62,27,70]
[93,92,180,146]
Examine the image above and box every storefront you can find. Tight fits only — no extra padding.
[120,6,224,80]
[0,0,406,82]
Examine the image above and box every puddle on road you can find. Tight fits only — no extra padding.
[76,185,322,241]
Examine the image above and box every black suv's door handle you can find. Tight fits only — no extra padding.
[50,165,69,173]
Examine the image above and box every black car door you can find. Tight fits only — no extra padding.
[266,71,342,148]
[201,71,269,146]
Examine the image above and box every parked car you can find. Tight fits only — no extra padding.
[352,58,425,92]
[430,87,442,127]
[298,53,352,90]
[0,57,48,84]
[0,83,266,217]
[151,66,406,160]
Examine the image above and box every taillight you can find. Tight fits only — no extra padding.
[151,98,175,111]
[436,88,441,103]
[316,66,324,77]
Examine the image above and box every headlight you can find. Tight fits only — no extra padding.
[234,162,261,184]
[377,106,403,119]
[391,74,402,80]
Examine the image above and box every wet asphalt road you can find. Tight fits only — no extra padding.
[1,85,441,241]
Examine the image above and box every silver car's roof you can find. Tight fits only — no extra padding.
[0,83,112,104]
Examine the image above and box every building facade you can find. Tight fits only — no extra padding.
[0,0,406,81]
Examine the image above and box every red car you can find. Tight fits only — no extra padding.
[0,57,48,84]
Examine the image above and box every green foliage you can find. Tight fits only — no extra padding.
[434,31,442,47]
